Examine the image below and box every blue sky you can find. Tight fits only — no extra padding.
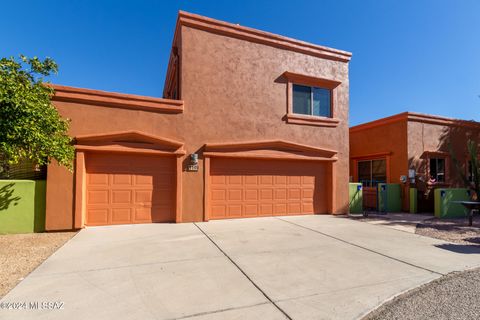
[2,0,479,125]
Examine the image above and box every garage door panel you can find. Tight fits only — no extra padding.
[228,189,242,201]
[275,189,287,200]
[134,207,152,222]
[274,203,287,215]
[302,188,314,199]
[228,176,242,185]
[245,176,258,185]
[211,189,226,201]
[288,203,302,214]
[211,205,226,218]
[302,176,315,185]
[260,189,273,200]
[260,203,274,216]
[228,205,242,217]
[111,190,132,204]
[87,208,109,224]
[245,189,258,201]
[86,153,175,226]
[302,202,314,213]
[152,190,175,205]
[288,176,302,185]
[260,176,273,186]
[209,158,327,220]
[88,173,109,186]
[134,190,152,204]
[88,190,109,205]
[275,176,287,185]
[135,175,154,186]
[111,208,132,223]
[211,175,226,185]
[112,174,132,186]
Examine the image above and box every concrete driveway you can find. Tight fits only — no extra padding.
[2,215,480,320]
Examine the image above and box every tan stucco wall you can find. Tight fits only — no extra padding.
[407,121,480,186]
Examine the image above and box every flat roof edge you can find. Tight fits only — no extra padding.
[177,11,352,62]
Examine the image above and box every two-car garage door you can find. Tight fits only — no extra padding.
[84,154,328,225]
[85,153,176,226]
[209,158,328,219]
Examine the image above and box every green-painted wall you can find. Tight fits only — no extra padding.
[378,183,402,212]
[349,183,363,214]
[409,188,417,214]
[434,188,470,218]
[0,180,46,234]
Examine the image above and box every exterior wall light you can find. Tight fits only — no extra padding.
[187,153,199,172]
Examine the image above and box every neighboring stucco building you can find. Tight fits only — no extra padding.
[45,11,352,230]
[350,112,480,212]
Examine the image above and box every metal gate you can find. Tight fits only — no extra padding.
[363,186,377,211]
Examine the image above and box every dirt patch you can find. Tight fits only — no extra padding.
[0,232,76,298]
[416,218,480,245]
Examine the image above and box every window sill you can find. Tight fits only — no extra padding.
[286,113,340,127]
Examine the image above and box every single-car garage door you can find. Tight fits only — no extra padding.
[209,158,328,219]
[85,153,176,226]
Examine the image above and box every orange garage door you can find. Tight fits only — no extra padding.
[209,158,327,219]
[85,153,176,226]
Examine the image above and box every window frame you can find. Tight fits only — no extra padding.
[356,158,388,187]
[292,84,332,118]
[283,71,341,127]
[426,155,448,184]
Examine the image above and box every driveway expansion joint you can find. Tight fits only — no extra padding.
[194,223,293,320]
[276,217,444,276]
[171,302,271,320]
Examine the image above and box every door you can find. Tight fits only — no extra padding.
[85,153,176,226]
[209,158,327,219]
[357,158,386,211]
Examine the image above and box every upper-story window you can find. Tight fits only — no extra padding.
[429,157,445,183]
[292,84,331,118]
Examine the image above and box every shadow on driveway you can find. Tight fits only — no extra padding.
[434,243,480,254]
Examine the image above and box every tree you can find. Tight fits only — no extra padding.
[450,139,479,200]
[0,55,74,175]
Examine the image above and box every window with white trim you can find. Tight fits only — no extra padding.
[292,84,331,118]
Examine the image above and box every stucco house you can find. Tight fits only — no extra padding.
[350,112,480,212]
[45,11,352,230]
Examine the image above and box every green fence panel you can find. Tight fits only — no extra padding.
[434,188,470,218]
[378,183,402,212]
[0,180,46,234]
[349,183,363,214]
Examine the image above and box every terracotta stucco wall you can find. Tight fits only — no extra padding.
[45,101,184,230]
[45,21,351,230]
[349,120,409,211]
[179,25,350,218]
[350,120,408,184]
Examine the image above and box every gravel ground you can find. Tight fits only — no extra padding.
[363,267,480,320]
[416,218,480,245]
[0,232,76,298]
